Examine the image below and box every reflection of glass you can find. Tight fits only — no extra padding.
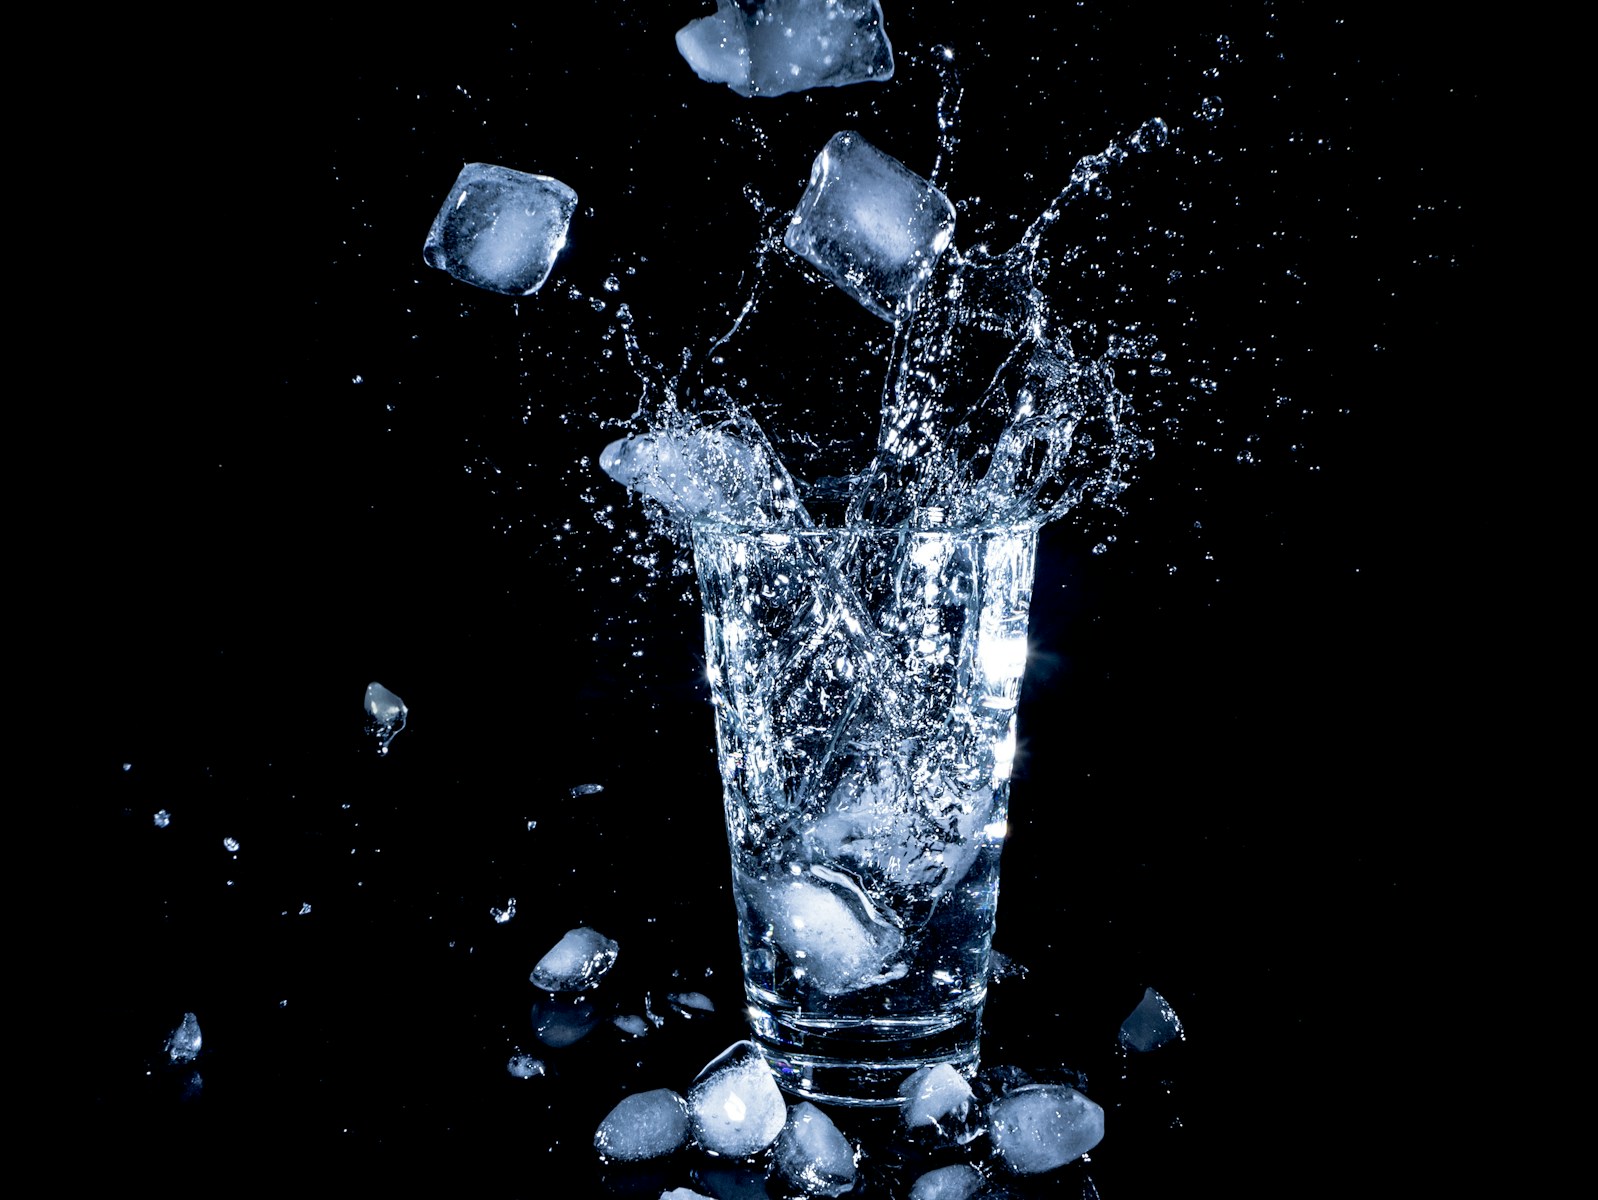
[691,521,1039,1105]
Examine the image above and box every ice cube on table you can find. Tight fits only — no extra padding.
[908,1163,986,1200]
[988,1085,1105,1174]
[687,1040,787,1158]
[774,1101,857,1196]
[165,1012,202,1063]
[1118,985,1183,1052]
[363,682,407,755]
[594,1088,691,1162]
[530,926,619,992]
[600,428,785,525]
[676,0,893,98]
[784,130,955,322]
[898,1062,974,1134]
[423,162,576,296]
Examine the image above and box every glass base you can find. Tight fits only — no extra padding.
[747,1004,983,1107]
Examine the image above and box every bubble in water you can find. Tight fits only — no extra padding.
[1197,96,1224,122]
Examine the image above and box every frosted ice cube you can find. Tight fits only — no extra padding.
[613,1013,651,1037]
[761,871,906,996]
[423,162,576,296]
[898,1063,974,1134]
[530,926,619,992]
[165,1012,202,1063]
[363,682,407,756]
[594,1088,691,1162]
[600,428,783,525]
[774,1101,857,1196]
[506,1053,545,1078]
[669,991,716,1015]
[687,1040,787,1158]
[908,1163,986,1200]
[988,1085,1105,1174]
[676,0,893,98]
[784,131,955,322]
[1118,985,1184,1052]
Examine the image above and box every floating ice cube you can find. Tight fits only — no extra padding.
[363,682,407,756]
[676,0,893,98]
[600,428,784,525]
[988,1085,1105,1174]
[1118,985,1184,1052]
[898,1063,974,1135]
[506,1053,545,1078]
[908,1163,986,1200]
[784,131,955,322]
[594,1088,691,1162]
[165,1012,202,1063]
[687,1040,787,1158]
[774,1101,857,1196]
[423,162,576,297]
[760,871,907,996]
[530,926,619,992]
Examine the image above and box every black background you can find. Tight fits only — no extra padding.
[77,4,1489,1194]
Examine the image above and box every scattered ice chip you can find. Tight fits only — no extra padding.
[491,898,517,924]
[298,902,312,916]
[1118,985,1184,1052]
[669,991,716,1016]
[507,1053,546,1079]
[687,1040,787,1158]
[222,836,240,853]
[774,1101,857,1196]
[422,162,577,296]
[784,130,955,322]
[600,428,783,525]
[153,810,171,829]
[908,1163,987,1200]
[760,873,907,996]
[898,1063,974,1135]
[165,1012,202,1063]
[530,997,601,1048]
[594,1088,691,1162]
[363,682,408,756]
[988,1085,1105,1174]
[570,783,605,797]
[676,0,893,99]
[613,1013,651,1037]
[530,927,619,991]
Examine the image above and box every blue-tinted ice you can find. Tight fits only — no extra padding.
[598,428,786,525]
[1118,985,1183,1052]
[774,1101,857,1195]
[363,681,407,755]
[423,163,576,296]
[165,1011,202,1063]
[687,1040,787,1157]
[988,1084,1105,1174]
[530,926,619,992]
[593,1088,690,1162]
[676,0,893,98]
[784,130,955,322]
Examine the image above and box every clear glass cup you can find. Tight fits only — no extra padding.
[690,520,1040,1104]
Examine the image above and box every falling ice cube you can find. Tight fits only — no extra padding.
[676,0,894,99]
[774,1101,858,1196]
[599,428,786,526]
[988,1085,1105,1174]
[423,162,576,297]
[165,1012,202,1063]
[1118,985,1184,1052]
[363,682,408,756]
[593,1088,691,1162]
[784,130,955,322]
[687,1040,787,1158]
[529,927,619,992]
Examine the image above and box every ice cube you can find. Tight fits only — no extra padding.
[908,1163,986,1200]
[600,428,783,525]
[760,871,907,996]
[423,162,576,296]
[669,991,716,1015]
[676,0,893,99]
[1118,985,1184,1052]
[774,1101,857,1196]
[988,1085,1105,1174]
[660,1190,715,1200]
[613,1013,651,1037]
[898,1063,974,1135]
[165,1012,202,1063]
[530,926,619,992]
[530,996,601,1047]
[594,1088,691,1162]
[784,131,955,322]
[363,682,407,756]
[506,1053,545,1078]
[687,1040,787,1158]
